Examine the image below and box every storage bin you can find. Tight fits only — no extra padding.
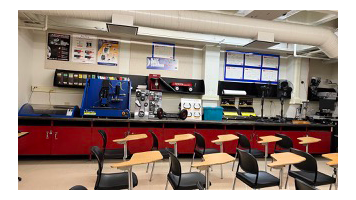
[203,106,223,121]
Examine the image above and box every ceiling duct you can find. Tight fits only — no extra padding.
[106,14,138,35]
[20,10,338,58]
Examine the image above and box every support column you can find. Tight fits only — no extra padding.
[202,45,220,107]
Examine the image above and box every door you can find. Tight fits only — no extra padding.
[18,126,52,155]
[51,127,92,155]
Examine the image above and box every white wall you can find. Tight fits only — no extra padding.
[18,29,34,109]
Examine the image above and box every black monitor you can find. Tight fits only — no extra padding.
[319,99,336,111]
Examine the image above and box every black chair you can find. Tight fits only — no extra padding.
[146,130,173,181]
[233,149,280,190]
[166,150,210,190]
[91,146,138,190]
[190,132,219,172]
[274,133,293,153]
[196,181,205,190]
[295,179,317,190]
[98,130,130,159]
[232,133,265,171]
[69,185,88,190]
[285,148,336,189]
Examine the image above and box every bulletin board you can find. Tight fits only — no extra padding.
[224,50,280,84]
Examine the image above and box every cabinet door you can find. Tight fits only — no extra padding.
[18,126,52,155]
[164,128,196,154]
[51,127,92,155]
[128,128,161,154]
[195,129,225,153]
[308,131,331,154]
[92,127,129,150]
[280,131,307,151]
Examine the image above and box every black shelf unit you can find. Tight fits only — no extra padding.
[53,69,205,95]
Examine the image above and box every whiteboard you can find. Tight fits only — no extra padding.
[261,69,278,82]
[153,43,174,59]
[244,68,261,81]
[225,66,243,79]
[226,52,244,65]
[245,54,262,67]
[262,56,279,68]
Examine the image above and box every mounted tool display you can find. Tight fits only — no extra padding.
[134,87,150,119]
[80,79,131,118]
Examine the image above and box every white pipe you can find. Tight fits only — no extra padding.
[19,15,48,31]
[21,11,338,58]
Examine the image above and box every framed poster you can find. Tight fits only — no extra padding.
[261,69,278,82]
[225,66,243,80]
[245,53,262,67]
[72,34,97,64]
[226,51,244,65]
[262,55,279,68]
[244,68,261,81]
[47,33,70,61]
[97,39,119,66]
[152,42,175,59]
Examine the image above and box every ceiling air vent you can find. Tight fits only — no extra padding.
[106,24,138,35]
[244,31,279,49]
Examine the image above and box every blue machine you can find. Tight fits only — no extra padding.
[80,79,131,118]
[18,104,80,118]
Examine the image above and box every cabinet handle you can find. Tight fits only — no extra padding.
[54,132,58,140]
[46,131,49,139]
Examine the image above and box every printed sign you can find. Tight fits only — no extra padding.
[97,39,119,66]
[72,34,97,64]
[146,57,178,71]
[47,33,70,61]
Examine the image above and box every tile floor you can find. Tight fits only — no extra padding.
[18,156,336,190]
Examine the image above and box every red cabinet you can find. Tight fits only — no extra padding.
[196,129,225,152]
[51,127,92,155]
[128,128,160,154]
[307,131,331,154]
[91,127,129,150]
[254,130,280,153]
[225,130,253,154]
[18,126,52,155]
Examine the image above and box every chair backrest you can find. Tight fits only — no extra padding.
[194,132,206,153]
[237,149,259,175]
[149,130,159,150]
[275,133,293,150]
[290,148,318,181]
[236,133,251,150]
[98,130,107,150]
[91,146,104,189]
[167,150,182,186]
[295,179,317,190]
[69,185,88,190]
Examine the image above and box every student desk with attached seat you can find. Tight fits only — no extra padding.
[113,134,148,161]
[258,135,282,171]
[111,151,163,190]
[322,153,338,189]
[211,134,239,179]
[165,134,195,157]
[297,136,321,153]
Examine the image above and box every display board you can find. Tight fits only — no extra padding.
[147,42,178,70]
[224,50,280,84]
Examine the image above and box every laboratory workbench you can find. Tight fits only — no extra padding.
[18,116,334,156]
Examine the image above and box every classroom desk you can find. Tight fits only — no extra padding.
[113,134,148,161]
[192,153,235,190]
[111,151,163,190]
[211,134,239,179]
[268,152,306,189]
[165,134,195,157]
[258,135,282,171]
[18,132,29,181]
[297,136,321,153]
[322,153,338,189]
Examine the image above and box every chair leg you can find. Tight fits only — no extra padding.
[329,173,335,190]
[284,174,289,189]
[232,152,237,171]
[165,179,169,190]
[232,177,237,190]
[190,152,195,172]
[149,162,155,182]
[146,163,150,173]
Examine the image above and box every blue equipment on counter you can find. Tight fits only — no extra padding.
[80,79,131,118]
[18,104,80,118]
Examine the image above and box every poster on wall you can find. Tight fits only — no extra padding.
[97,39,119,66]
[262,55,279,68]
[146,57,178,71]
[225,66,243,80]
[261,69,278,82]
[72,34,97,64]
[244,68,261,81]
[153,43,175,59]
[47,33,70,61]
[244,53,262,67]
[226,52,244,65]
